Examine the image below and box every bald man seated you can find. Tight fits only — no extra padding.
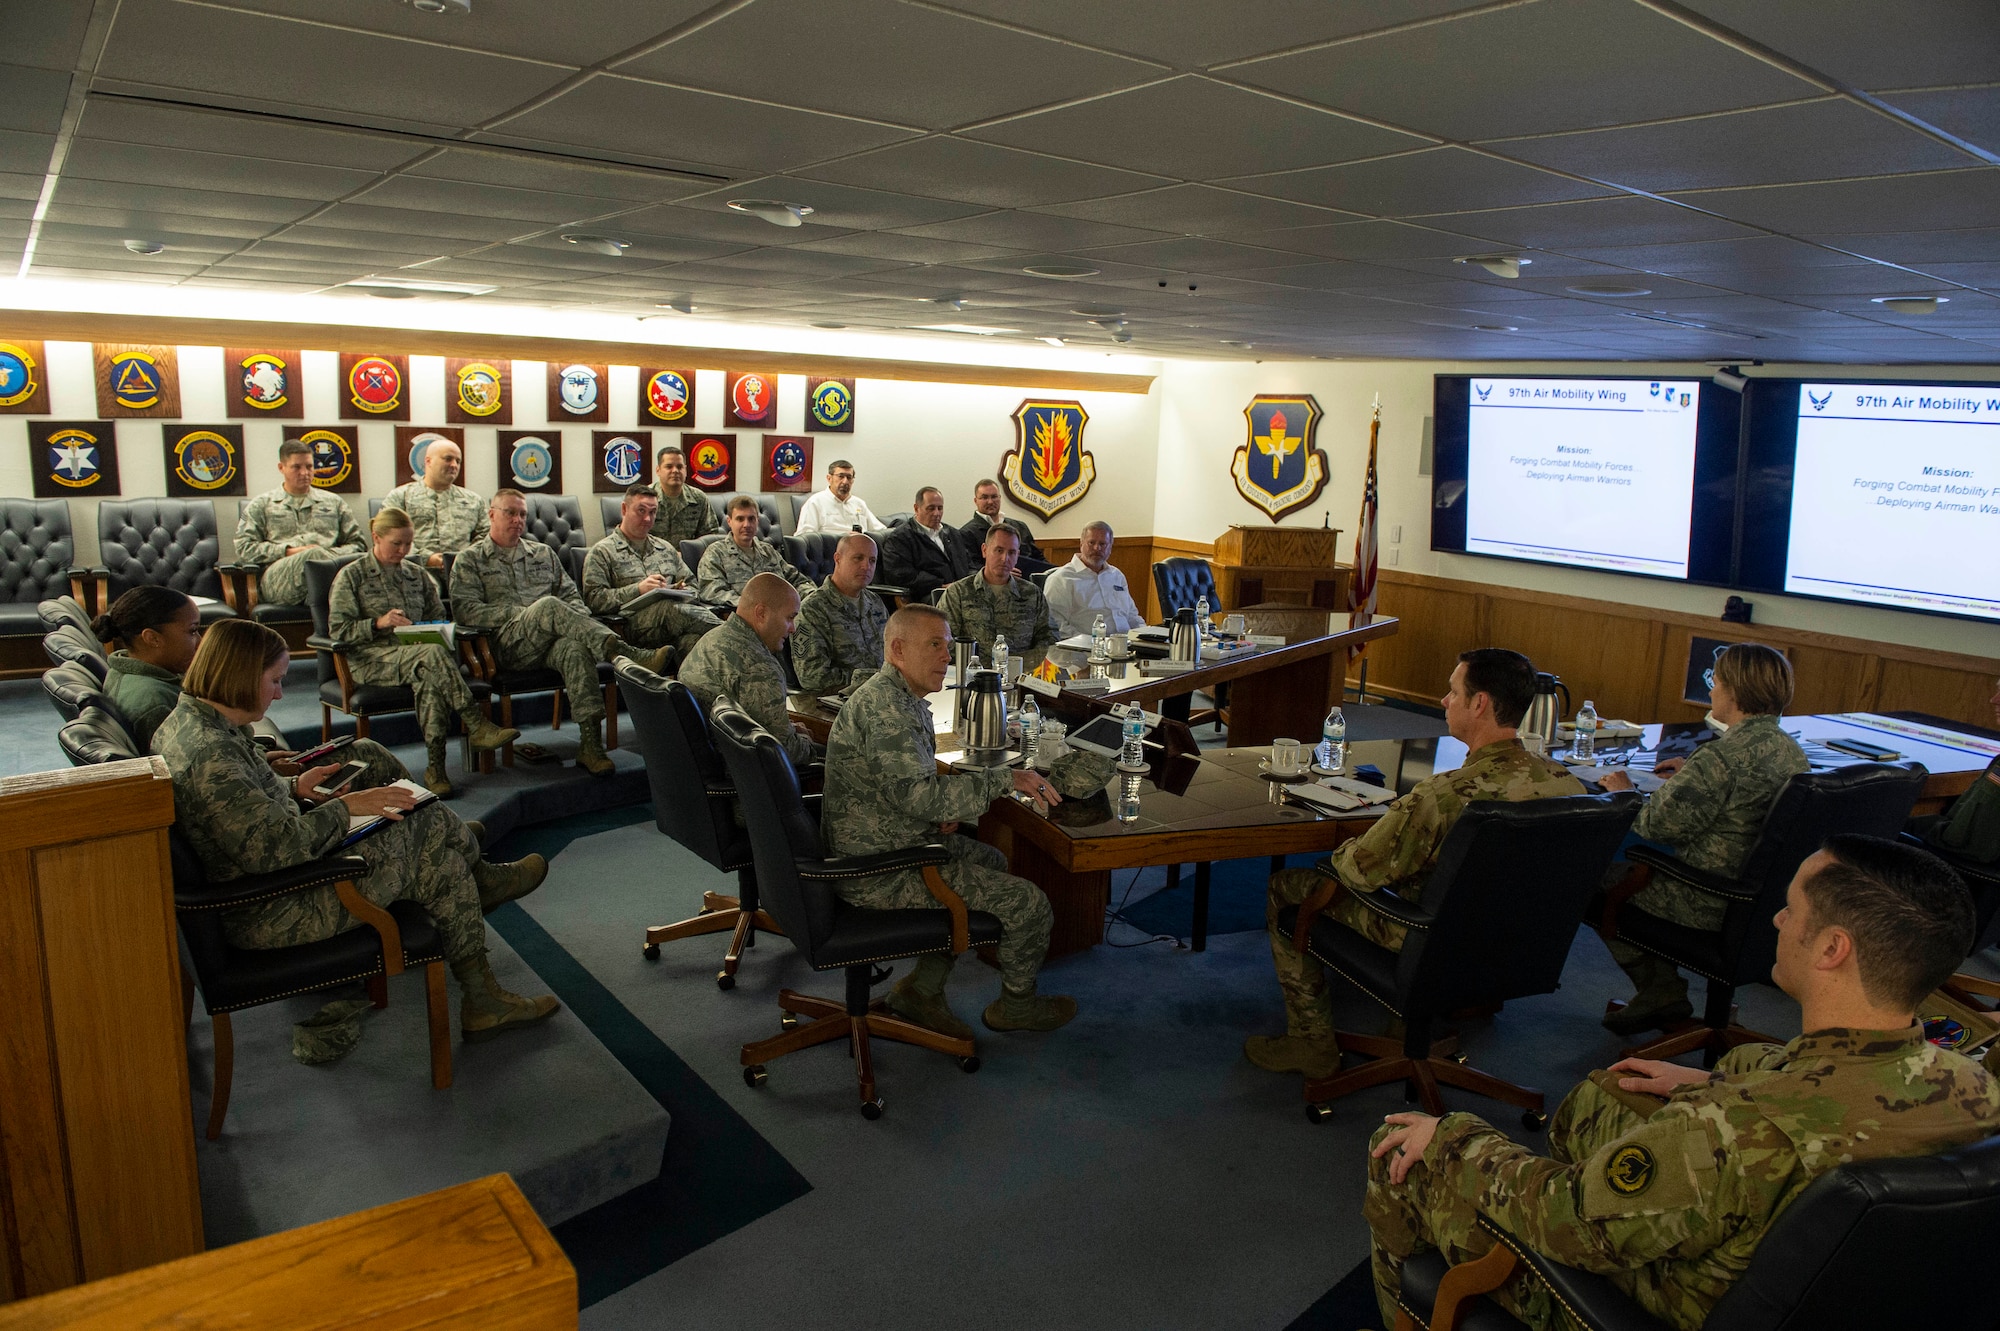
[677,571,820,767]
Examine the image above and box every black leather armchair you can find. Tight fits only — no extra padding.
[1902,833,2000,1008]
[94,499,237,626]
[1152,556,1220,619]
[709,492,781,538]
[1397,1134,2000,1331]
[525,494,587,559]
[710,697,1002,1119]
[42,622,108,680]
[784,532,840,584]
[1610,764,1928,1063]
[679,532,726,575]
[0,498,79,637]
[58,704,141,767]
[41,658,122,726]
[619,661,781,987]
[1283,795,1640,1125]
[38,593,94,637]
[459,626,618,762]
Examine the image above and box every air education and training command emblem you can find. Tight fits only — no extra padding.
[644,370,690,422]
[0,342,41,408]
[455,362,505,418]
[348,356,403,415]
[109,351,166,411]
[173,430,239,492]
[238,353,290,410]
[1233,394,1329,523]
[1001,400,1094,521]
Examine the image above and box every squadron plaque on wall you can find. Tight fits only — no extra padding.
[547,361,608,424]
[302,426,360,493]
[499,430,561,490]
[339,353,410,421]
[725,371,777,429]
[638,366,695,424]
[683,432,735,492]
[0,339,50,415]
[446,357,511,425]
[164,424,245,497]
[30,420,119,498]
[805,377,855,433]
[224,348,304,419]
[594,431,651,493]
[761,435,813,493]
[1233,394,1328,522]
[94,344,180,418]
[1000,400,1094,521]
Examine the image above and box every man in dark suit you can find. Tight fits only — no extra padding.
[879,485,971,602]
[957,478,1050,573]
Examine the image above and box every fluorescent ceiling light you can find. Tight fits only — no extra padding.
[1455,255,1529,279]
[915,323,1021,336]
[1470,324,1518,332]
[1872,295,1948,314]
[345,277,496,297]
[727,199,814,227]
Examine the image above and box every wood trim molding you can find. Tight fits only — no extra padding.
[0,310,1156,396]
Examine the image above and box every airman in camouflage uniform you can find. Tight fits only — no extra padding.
[236,442,367,606]
[696,531,814,603]
[582,489,720,661]
[154,689,557,1043]
[821,603,1074,1035]
[328,527,518,795]
[677,577,818,768]
[648,446,720,547]
[380,480,488,564]
[792,532,886,694]
[450,491,667,776]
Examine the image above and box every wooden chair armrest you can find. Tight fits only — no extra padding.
[1424,1241,1519,1331]
[334,877,405,977]
[1292,879,1342,952]
[1596,862,1653,942]
[1944,972,2000,1003]
[332,652,358,709]
[921,864,971,955]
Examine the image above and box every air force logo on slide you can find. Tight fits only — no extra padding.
[1808,389,1833,412]
[1474,382,1492,402]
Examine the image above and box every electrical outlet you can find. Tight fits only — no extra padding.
[1390,524,1402,544]
[1388,548,1400,566]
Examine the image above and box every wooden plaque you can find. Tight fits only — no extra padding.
[93,344,180,418]
[593,430,651,494]
[301,425,361,494]
[805,376,855,433]
[445,356,511,426]
[0,338,51,414]
[682,432,735,492]
[761,434,814,493]
[546,360,608,424]
[725,371,777,429]
[394,426,464,488]
[338,352,410,422]
[497,429,562,493]
[222,347,304,419]
[637,366,695,425]
[29,420,120,498]
[163,423,246,498]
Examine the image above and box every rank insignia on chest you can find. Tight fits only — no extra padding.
[1001,399,1094,521]
[1233,394,1329,522]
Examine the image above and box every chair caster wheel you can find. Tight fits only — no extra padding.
[1307,1102,1333,1124]
[642,943,660,961]
[1522,1110,1547,1131]
[743,1065,767,1088]
[958,1055,981,1074]
[716,970,735,991]
[860,1098,885,1120]
[780,1013,799,1031]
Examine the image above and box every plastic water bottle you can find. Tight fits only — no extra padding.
[991,634,1008,680]
[1117,768,1144,823]
[1120,705,1146,768]
[1318,706,1346,773]
[1194,593,1211,636]
[1090,613,1108,660]
[1573,699,1599,761]
[1019,694,1041,753]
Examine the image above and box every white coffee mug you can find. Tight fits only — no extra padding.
[1223,613,1247,637]
[1109,632,1128,656]
[1271,738,1303,775]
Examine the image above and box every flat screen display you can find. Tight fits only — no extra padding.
[1431,375,1739,584]
[1741,379,2000,622]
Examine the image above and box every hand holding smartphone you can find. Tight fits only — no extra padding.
[310,761,369,798]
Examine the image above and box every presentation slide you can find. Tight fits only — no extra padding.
[1784,383,2000,621]
[1463,377,1703,577]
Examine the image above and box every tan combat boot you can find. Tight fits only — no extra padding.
[474,853,548,914]
[610,638,674,676]
[453,955,560,1042]
[1243,1032,1342,1078]
[422,740,453,798]
[982,988,1078,1032]
[575,728,615,777]
[885,957,971,1039]
[464,712,520,752]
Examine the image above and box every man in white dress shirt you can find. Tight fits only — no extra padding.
[792,459,888,536]
[1044,521,1147,637]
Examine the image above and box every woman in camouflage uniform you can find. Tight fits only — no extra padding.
[154,619,558,1045]
[327,507,517,796]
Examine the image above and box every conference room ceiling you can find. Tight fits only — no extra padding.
[4,0,1997,363]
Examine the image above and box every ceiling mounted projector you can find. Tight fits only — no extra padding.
[727,199,813,227]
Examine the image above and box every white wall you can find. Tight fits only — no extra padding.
[0,342,1161,563]
[1154,357,2000,661]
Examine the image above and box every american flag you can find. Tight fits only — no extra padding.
[1347,404,1381,661]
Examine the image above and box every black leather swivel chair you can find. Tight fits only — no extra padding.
[680,532,727,576]
[38,593,94,637]
[42,622,108,680]
[1152,556,1220,620]
[619,661,781,987]
[1611,764,1928,1063]
[0,498,79,637]
[58,704,140,767]
[597,494,623,533]
[785,532,840,584]
[94,499,237,625]
[1284,794,1640,1125]
[1398,1133,2000,1331]
[710,698,1002,1118]
[41,658,122,726]
[525,494,587,560]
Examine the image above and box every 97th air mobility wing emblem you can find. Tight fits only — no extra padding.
[1233,394,1329,522]
[1001,400,1094,521]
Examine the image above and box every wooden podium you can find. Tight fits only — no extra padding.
[1210,525,1348,613]
[0,758,202,1303]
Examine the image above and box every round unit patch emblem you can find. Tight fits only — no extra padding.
[109,351,165,410]
[305,429,355,489]
[690,437,731,489]
[348,357,402,414]
[239,354,289,410]
[1604,1144,1655,1198]
[173,430,239,491]
[557,365,600,415]
[46,428,102,488]
[510,436,556,488]
[771,438,807,484]
[645,370,689,421]
[602,435,644,487]
[731,373,771,421]
[455,362,504,417]
[809,379,852,429]
[0,341,41,408]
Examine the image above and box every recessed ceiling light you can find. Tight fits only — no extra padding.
[1567,283,1653,297]
[124,239,166,255]
[1023,263,1099,278]
[561,233,629,256]
[1470,324,1519,332]
[727,199,813,227]
[399,0,469,13]
[916,323,1021,336]
[345,277,496,297]
[1455,255,1529,279]
[1872,295,1948,314]
[809,321,847,329]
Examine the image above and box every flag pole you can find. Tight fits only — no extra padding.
[1348,394,1383,706]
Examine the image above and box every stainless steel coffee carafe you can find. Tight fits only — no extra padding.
[960,668,1010,762]
[1168,607,1202,664]
[1521,672,1571,751]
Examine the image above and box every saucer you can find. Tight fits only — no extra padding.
[1257,759,1310,782]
